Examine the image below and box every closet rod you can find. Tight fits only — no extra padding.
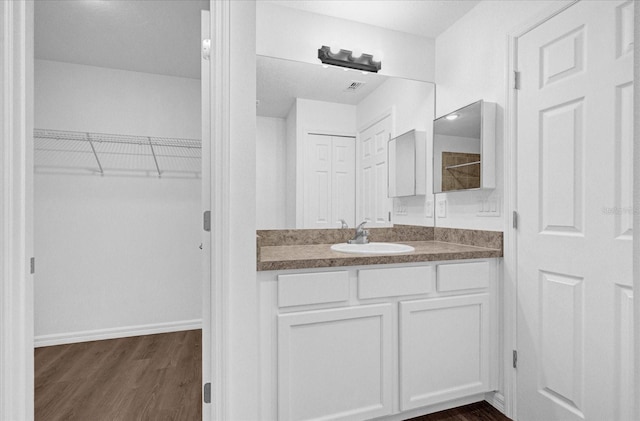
[445,160,480,170]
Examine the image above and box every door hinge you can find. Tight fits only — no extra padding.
[203,210,211,232]
[513,350,518,368]
[512,210,518,229]
[203,382,211,403]
[30,257,35,274]
[513,71,521,90]
[202,39,211,60]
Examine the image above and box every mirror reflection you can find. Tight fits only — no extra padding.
[433,101,482,193]
[256,55,435,230]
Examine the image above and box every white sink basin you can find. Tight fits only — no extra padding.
[330,242,415,255]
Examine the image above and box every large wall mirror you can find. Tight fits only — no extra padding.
[256,55,435,230]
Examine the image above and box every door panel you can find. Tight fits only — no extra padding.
[516,2,634,420]
[332,137,356,227]
[303,134,355,228]
[358,115,392,227]
[304,134,332,228]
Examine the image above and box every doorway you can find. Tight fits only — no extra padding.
[32,1,209,419]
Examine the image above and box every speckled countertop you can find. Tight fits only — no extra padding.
[257,226,503,271]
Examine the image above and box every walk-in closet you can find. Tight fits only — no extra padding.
[33,1,207,418]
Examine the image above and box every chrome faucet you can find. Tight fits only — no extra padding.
[348,220,370,244]
[339,219,349,229]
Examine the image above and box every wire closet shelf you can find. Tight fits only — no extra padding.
[34,128,202,178]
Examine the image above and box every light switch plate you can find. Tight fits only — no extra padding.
[425,200,433,218]
[477,197,501,217]
[436,199,447,218]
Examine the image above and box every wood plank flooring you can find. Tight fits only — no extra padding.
[405,401,512,421]
[35,329,201,421]
[36,329,510,421]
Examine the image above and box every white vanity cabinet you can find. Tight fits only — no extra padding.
[258,259,499,421]
[399,294,490,410]
[278,304,394,421]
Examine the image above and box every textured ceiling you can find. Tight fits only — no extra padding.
[257,55,390,118]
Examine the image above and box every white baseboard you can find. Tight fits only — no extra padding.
[485,391,506,414]
[34,319,202,348]
[371,394,485,420]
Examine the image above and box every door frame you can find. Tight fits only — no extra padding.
[504,1,599,419]
[1,1,248,420]
[634,4,640,419]
[0,0,34,419]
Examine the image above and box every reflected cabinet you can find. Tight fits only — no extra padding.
[388,130,427,198]
[434,100,496,193]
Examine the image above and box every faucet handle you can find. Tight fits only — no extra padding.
[339,219,349,229]
[355,220,368,231]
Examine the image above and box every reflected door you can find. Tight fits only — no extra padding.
[304,134,355,228]
[516,1,633,420]
[358,113,392,227]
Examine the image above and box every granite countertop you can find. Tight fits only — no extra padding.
[256,226,503,271]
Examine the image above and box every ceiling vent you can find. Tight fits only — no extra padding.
[344,80,366,92]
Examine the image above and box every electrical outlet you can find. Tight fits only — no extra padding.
[436,199,447,218]
[394,199,408,216]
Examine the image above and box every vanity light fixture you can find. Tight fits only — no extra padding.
[445,114,459,121]
[318,45,382,73]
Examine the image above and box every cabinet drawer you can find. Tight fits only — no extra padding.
[437,261,489,292]
[358,266,433,299]
[278,271,349,307]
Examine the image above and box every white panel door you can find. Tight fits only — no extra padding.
[304,134,355,228]
[278,304,393,421]
[516,2,633,420]
[304,134,332,228]
[399,294,490,410]
[332,136,356,227]
[359,115,392,227]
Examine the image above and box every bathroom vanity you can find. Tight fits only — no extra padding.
[257,226,503,421]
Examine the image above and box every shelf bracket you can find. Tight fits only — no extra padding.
[147,137,162,177]
[86,133,104,175]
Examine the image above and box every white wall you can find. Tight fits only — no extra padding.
[256,116,287,229]
[34,59,201,343]
[35,60,200,138]
[434,0,564,231]
[285,103,297,227]
[257,2,435,82]
[227,2,259,418]
[357,78,436,226]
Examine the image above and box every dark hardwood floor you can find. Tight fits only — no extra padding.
[405,401,512,421]
[35,329,202,421]
[36,329,509,421]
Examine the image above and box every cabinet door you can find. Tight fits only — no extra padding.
[399,294,490,410]
[278,304,393,421]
